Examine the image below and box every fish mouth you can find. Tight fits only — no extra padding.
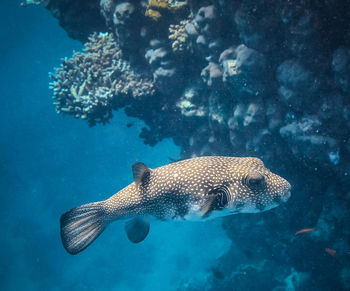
[281,188,291,203]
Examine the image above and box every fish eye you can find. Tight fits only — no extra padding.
[245,172,265,188]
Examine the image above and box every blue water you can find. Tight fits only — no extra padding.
[3,2,350,291]
[0,2,231,290]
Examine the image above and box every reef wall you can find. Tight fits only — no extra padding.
[28,0,350,289]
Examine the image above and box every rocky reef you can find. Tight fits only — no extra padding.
[30,0,350,289]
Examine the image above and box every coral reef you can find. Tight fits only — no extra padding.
[144,39,179,93]
[145,0,188,21]
[169,17,192,53]
[50,32,154,125]
[32,0,350,289]
[185,4,225,60]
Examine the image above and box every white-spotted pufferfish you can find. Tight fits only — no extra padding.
[60,156,291,254]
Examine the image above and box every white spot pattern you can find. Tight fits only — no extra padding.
[103,156,291,220]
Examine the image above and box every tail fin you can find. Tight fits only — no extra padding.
[60,201,109,255]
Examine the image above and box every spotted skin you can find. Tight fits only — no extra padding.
[60,156,291,254]
[103,156,291,220]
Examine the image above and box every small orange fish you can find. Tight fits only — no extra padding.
[295,228,316,235]
[325,248,338,258]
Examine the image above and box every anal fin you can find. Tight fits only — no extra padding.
[124,217,150,243]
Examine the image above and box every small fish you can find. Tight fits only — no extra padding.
[60,156,291,254]
[295,228,316,235]
[325,248,338,258]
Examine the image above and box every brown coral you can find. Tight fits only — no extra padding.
[145,0,187,21]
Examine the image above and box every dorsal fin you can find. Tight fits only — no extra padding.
[132,162,151,188]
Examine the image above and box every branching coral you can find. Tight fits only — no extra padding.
[50,32,155,125]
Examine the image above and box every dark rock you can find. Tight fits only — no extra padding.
[280,116,340,166]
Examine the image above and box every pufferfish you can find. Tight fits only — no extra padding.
[60,156,291,254]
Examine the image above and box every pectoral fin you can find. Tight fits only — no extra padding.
[200,195,217,217]
[200,186,230,217]
[124,217,150,243]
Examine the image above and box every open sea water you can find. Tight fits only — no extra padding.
[0,2,230,290]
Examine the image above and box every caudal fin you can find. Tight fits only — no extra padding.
[60,201,109,255]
